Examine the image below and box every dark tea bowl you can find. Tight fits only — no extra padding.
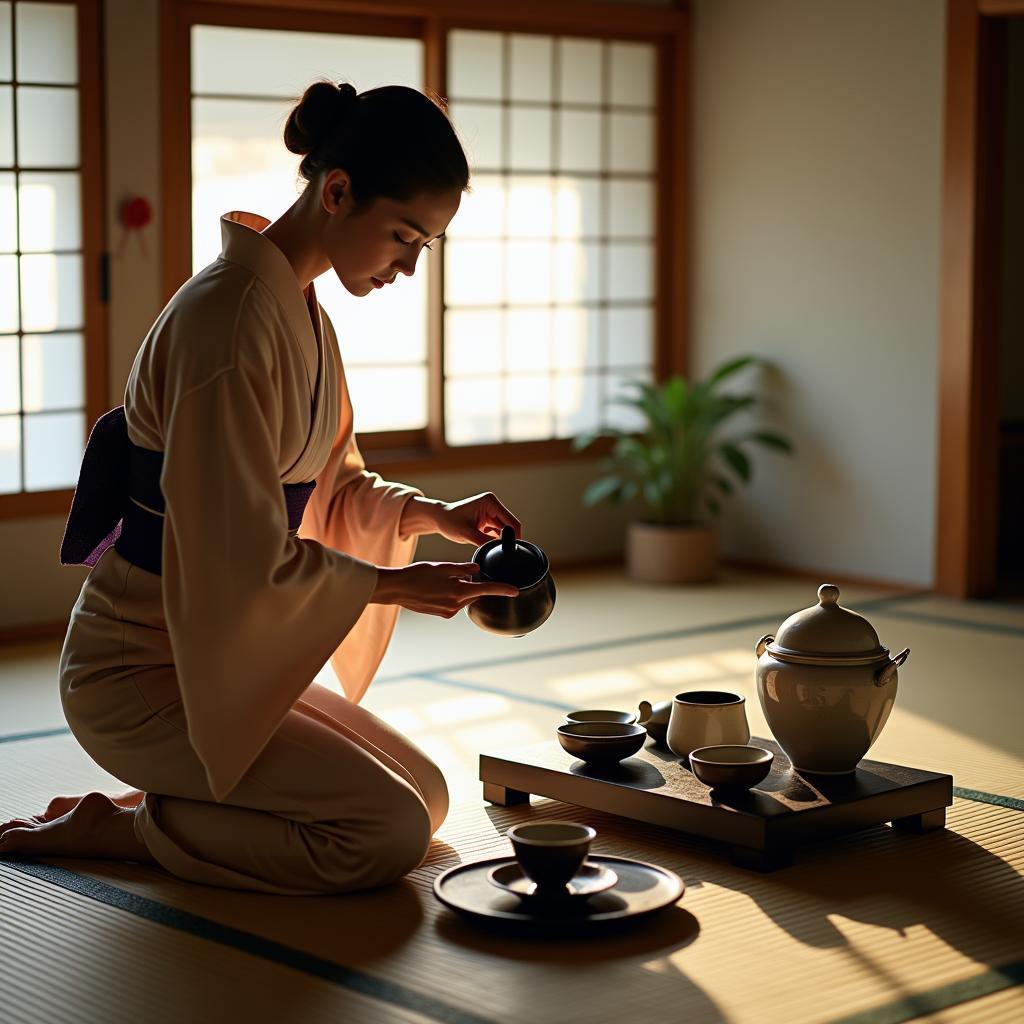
[689,744,774,789]
[556,722,647,765]
[507,821,595,892]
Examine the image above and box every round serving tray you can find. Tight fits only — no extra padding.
[433,854,684,933]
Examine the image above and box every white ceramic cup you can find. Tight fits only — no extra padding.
[666,690,750,762]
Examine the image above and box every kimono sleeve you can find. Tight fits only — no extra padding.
[160,361,378,801]
[299,346,422,705]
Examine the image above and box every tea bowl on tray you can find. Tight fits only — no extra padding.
[688,744,774,790]
[556,722,647,765]
[564,709,639,726]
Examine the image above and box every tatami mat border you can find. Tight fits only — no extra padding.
[825,961,1024,1024]
[3,860,499,1024]
[0,726,71,744]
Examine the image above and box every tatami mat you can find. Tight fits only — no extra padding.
[0,735,1021,1024]
[2,568,1022,1023]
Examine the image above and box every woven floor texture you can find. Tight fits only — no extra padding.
[0,733,1021,1024]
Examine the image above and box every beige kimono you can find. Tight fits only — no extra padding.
[58,212,448,894]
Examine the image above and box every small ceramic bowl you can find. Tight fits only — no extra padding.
[689,744,774,789]
[564,709,639,726]
[556,722,647,765]
[507,821,596,891]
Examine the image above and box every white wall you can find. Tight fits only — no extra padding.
[690,0,946,587]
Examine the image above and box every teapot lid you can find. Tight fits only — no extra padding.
[475,526,548,589]
[769,584,888,663]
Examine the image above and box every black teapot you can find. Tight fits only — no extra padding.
[468,526,556,637]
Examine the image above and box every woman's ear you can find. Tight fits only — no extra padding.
[321,168,352,214]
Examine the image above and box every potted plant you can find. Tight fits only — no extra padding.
[572,356,794,584]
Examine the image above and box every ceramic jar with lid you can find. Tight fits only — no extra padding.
[755,584,909,774]
[468,526,556,636]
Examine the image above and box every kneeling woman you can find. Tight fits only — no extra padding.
[0,82,520,893]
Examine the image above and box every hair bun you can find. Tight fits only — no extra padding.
[284,81,358,156]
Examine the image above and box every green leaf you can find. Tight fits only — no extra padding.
[706,495,722,519]
[750,430,794,453]
[720,443,752,482]
[714,475,734,495]
[582,476,624,506]
[707,355,758,388]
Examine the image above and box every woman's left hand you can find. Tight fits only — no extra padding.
[432,492,522,547]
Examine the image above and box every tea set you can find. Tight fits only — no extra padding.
[445,542,913,930]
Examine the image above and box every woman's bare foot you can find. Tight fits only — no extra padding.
[0,791,155,863]
[28,789,145,824]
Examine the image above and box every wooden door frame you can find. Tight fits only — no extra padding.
[935,0,1024,596]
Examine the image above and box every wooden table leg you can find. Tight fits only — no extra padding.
[891,807,947,833]
[730,845,793,872]
[482,782,531,806]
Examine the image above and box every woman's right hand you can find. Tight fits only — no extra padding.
[370,562,519,619]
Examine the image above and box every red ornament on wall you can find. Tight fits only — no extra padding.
[117,196,153,257]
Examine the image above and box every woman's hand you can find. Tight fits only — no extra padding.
[370,561,519,619]
[429,492,522,547]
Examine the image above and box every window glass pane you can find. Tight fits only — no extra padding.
[345,366,426,433]
[19,252,81,330]
[192,97,298,268]
[559,38,602,104]
[609,42,655,108]
[0,86,13,166]
[450,102,503,171]
[21,331,82,410]
[315,268,426,368]
[0,253,17,330]
[0,333,17,411]
[448,174,504,238]
[605,368,652,431]
[506,241,551,304]
[0,3,11,80]
[505,308,550,373]
[18,171,80,251]
[552,306,600,371]
[505,374,551,441]
[24,409,82,489]
[446,240,503,306]
[510,34,551,102]
[607,242,653,302]
[609,112,654,174]
[0,413,19,493]
[557,109,601,173]
[16,2,77,84]
[608,179,653,238]
[554,177,601,239]
[509,106,551,171]
[445,308,501,377]
[607,305,652,368]
[17,87,78,167]
[555,371,601,437]
[507,176,553,239]
[449,30,503,100]
[0,171,14,250]
[446,377,502,446]
[193,26,422,95]
[553,241,600,303]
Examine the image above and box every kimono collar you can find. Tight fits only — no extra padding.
[219,211,317,349]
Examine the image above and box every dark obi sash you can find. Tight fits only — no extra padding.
[60,406,316,576]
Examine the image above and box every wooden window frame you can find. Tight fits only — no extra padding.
[0,0,107,520]
[935,0,1024,595]
[161,0,688,475]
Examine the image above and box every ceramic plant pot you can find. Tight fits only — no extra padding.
[755,584,910,775]
[626,522,715,584]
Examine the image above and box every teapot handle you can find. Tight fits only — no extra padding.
[637,700,652,726]
[756,634,774,658]
[875,647,910,687]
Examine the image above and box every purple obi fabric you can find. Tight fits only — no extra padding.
[60,406,316,576]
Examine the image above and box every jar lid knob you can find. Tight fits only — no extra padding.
[501,525,516,556]
[818,583,841,606]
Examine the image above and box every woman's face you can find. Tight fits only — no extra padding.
[320,170,462,297]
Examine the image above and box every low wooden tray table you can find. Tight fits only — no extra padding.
[480,737,953,870]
